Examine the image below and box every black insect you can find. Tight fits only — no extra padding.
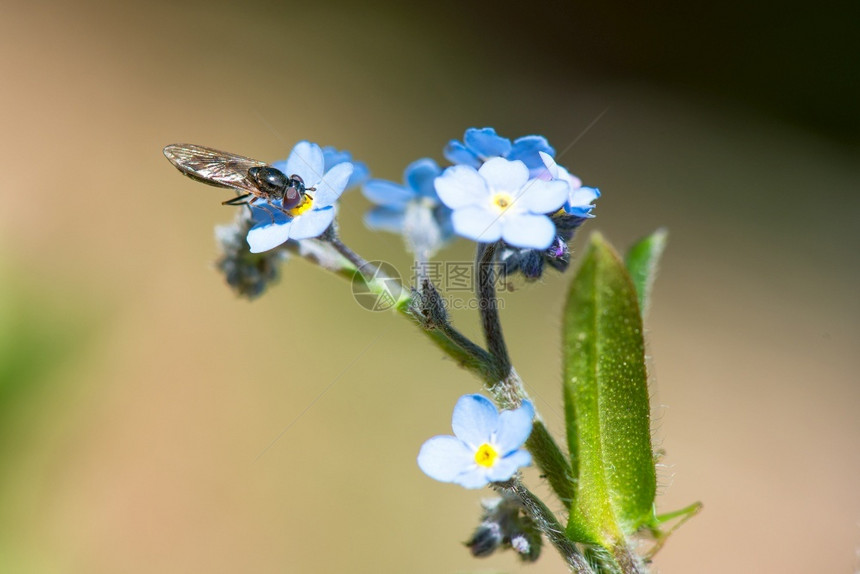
[163,144,313,213]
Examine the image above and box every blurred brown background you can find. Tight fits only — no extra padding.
[1,0,858,572]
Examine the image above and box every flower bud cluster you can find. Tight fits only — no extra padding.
[465,496,543,562]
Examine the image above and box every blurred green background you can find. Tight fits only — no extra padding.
[1,0,858,572]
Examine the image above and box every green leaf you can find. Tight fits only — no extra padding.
[563,233,656,546]
[624,228,668,317]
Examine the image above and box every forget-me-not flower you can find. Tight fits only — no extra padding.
[417,394,534,489]
[434,157,570,249]
[247,141,353,253]
[362,158,453,256]
[538,152,600,218]
[445,127,555,175]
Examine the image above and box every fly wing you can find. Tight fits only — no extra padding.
[163,144,270,196]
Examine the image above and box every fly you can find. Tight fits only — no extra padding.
[163,143,313,214]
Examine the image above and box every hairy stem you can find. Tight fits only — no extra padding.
[494,479,593,573]
[321,225,375,281]
[612,544,648,574]
[292,234,574,506]
[475,241,511,378]
[397,304,498,378]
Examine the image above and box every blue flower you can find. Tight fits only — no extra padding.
[247,141,353,253]
[493,153,600,282]
[538,152,600,218]
[434,157,570,249]
[417,394,534,489]
[444,127,555,175]
[362,158,453,256]
[321,146,370,190]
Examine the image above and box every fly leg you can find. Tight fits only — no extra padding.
[222,193,260,219]
[222,193,254,206]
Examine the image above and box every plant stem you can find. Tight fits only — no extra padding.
[293,233,574,511]
[321,225,375,281]
[397,304,498,378]
[611,544,647,574]
[475,241,511,379]
[494,479,593,574]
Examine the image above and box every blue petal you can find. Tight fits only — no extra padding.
[288,207,335,240]
[494,403,535,455]
[434,166,489,209]
[347,161,370,189]
[566,207,596,218]
[508,135,555,171]
[362,179,414,208]
[404,158,441,198]
[570,186,600,205]
[322,146,351,169]
[443,140,481,168]
[417,436,475,482]
[322,147,370,189]
[464,127,512,159]
[451,205,504,243]
[516,179,569,214]
[565,187,600,218]
[534,151,558,181]
[285,141,325,185]
[478,158,529,191]
[485,449,531,482]
[501,213,556,249]
[451,394,499,448]
[314,162,353,207]
[247,219,293,253]
[249,201,290,226]
[452,466,491,489]
[520,400,535,420]
[364,206,406,233]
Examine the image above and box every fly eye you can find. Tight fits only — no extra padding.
[288,176,306,194]
[282,187,302,210]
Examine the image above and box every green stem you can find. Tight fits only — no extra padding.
[396,304,497,378]
[292,235,574,506]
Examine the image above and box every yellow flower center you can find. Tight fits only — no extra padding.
[491,192,514,213]
[474,443,499,468]
[287,193,314,217]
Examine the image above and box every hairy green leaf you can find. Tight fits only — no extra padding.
[625,228,667,317]
[563,233,655,546]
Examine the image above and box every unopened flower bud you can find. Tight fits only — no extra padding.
[462,495,543,562]
[215,215,287,299]
[465,521,503,557]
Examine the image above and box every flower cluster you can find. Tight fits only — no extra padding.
[466,496,543,562]
[223,128,598,286]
